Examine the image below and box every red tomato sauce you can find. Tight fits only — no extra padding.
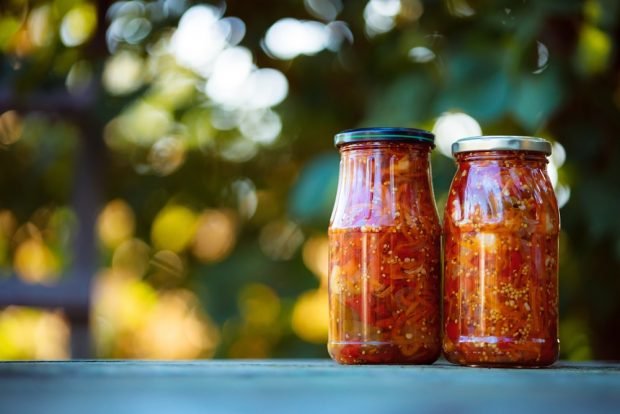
[443,150,560,367]
[328,141,441,364]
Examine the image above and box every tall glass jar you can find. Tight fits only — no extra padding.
[443,136,560,367]
[328,127,441,364]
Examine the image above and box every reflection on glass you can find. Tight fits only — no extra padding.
[444,150,560,367]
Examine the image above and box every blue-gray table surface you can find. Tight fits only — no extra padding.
[0,360,618,414]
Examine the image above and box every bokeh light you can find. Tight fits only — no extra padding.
[232,179,258,220]
[240,109,282,145]
[218,136,259,163]
[66,60,94,95]
[241,69,289,110]
[302,235,329,286]
[27,5,53,47]
[304,0,343,21]
[112,238,150,277]
[432,112,482,158]
[131,290,219,359]
[97,199,136,250]
[0,110,23,146]
[546,141,570,208]
[92,269,219,359]
[101,1,290,165]
[92,268,157,353]
[291,288,329,343]
[148,136,187,176]
[102,50,145,96]
[446,0,475,18]
[576,23,611,75]
[205,46,254,106]
[408,46,435,63]
[60,3,97,47]
[151,205,198,252]
[0,307,69,360]
[264,18,330,60]
[170,4,227,76]
[115,100,173,145]
[533,41,550,74]
[192,209,237,263]
[150,250,185,283]
[14,237,59,285]
[205,48,289,111]
[364,0,401,37]
[259,219,304,261]
[4,205,75,287]
[106,0,157,51]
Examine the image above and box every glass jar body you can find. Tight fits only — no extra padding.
[443,151,560,367]
[328,142,441,364]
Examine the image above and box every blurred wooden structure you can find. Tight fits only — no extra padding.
[0,1,113,358]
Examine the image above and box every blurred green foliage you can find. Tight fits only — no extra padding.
[0,0,619,359]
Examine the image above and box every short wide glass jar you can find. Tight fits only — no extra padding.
[328,127,441,364]
[443,136,560,367]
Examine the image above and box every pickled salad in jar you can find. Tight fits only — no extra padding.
[443,136,560,367]
[328,128,441,364]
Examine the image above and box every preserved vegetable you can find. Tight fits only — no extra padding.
[328,128,441,364]
[443,137,560,367]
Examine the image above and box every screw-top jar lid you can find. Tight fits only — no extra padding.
[452,136,552,155]
[334,127,435,147]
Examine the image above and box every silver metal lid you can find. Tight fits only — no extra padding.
[451,136,552,155]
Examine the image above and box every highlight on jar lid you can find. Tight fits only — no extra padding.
[334,127,435,147]
[451,135,552,155]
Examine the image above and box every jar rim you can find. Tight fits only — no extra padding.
[334,127,435,147]
[452,136,552,155]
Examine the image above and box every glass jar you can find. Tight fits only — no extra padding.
[443,136,560,367]
[328,127,441,364]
